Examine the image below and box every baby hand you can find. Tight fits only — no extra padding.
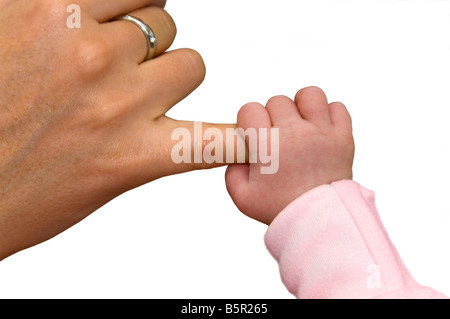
[226,87,355,225]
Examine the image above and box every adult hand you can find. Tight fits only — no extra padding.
[0,0,235,260]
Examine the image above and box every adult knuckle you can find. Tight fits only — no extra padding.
[153,7,177,36]
[41,0,70,21]
[73,39,110,78]
[183,49,206,79]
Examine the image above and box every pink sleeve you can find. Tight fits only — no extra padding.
[264,180,447,299]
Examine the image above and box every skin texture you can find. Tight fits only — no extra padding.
[0,0,236,260]
[226,87,355,225]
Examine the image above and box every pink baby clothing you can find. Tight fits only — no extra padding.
[264,180,447,299]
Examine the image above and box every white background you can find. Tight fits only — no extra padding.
[1,0,450,298]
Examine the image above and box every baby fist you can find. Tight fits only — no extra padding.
[226,87,355,225]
